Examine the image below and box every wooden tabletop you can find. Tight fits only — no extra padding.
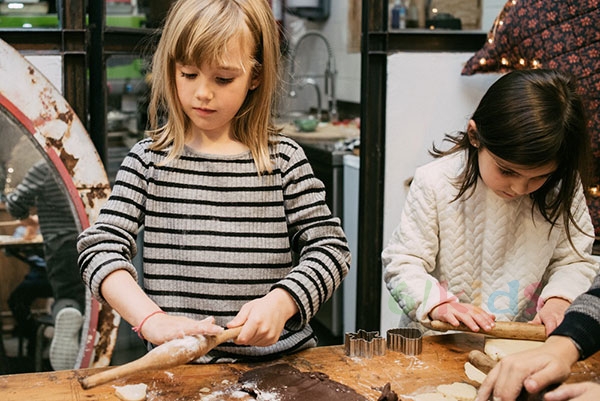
[0,234,43,248]
[0,334,598,400]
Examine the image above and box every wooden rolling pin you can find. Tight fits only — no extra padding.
[80,327,242,389]
[468,350,497,374]
[423,320,547,341]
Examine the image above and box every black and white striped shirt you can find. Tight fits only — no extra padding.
[6,160,78,243]
[78,135,351,362]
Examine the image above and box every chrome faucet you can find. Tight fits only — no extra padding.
[289,77,322,122]
[288,31,338,122]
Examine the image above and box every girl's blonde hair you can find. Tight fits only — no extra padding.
[147,0,281,173]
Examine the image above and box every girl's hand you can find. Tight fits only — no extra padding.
[429,301,495,332]
[531,297,570,335]
[140,314,224,346]
[544,381,600,401]
[227,288,298,347]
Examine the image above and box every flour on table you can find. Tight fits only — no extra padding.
[484,339,543,361]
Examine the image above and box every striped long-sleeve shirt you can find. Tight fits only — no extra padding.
[5,159,79,244]
[552,273,600,360]
[78,136,351,362]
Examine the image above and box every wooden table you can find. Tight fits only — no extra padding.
[0,334,598,400]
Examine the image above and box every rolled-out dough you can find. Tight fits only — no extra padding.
[484,338,543,361]
[114,383,148,401]
[437,382,477,401]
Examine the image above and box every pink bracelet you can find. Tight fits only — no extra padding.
[132,310,166,340]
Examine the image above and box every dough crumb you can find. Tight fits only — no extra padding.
[114,383,148,401]
[437,382,477,401]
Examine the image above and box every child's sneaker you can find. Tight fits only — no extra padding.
[49,307,83,370]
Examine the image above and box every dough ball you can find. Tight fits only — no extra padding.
[464,361,486,384]
[437,382,477,401]
[114,383,148,401]
[484,339,543,361]
[414,393,457,401]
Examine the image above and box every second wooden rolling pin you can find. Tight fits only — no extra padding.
[423,320,547,341]
[468,350,498,374]
[80,326,242,389]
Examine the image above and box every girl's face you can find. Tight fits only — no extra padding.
[477,147,556,200]
[175,36,258,140]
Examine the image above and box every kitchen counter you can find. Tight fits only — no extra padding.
[1,334,598,400]
[280,121,360,168]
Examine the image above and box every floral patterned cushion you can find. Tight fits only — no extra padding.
[462,0,600,234]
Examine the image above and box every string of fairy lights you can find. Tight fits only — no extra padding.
[474,0,600,198]
[477,0,542,70]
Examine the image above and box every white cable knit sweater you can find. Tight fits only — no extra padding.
[382,152,599,327]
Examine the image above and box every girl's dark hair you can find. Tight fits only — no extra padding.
[431,69,592,246]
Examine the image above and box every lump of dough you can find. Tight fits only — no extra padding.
[114,383,148,401]
[437,382,477,401]
[464,362,486,384]
[414,393,457,401]
[484,339,543,361]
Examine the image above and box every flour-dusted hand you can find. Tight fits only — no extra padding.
[141,315,224,346]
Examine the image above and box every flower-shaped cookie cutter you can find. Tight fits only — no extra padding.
[344,329,386,358]
[386,328,423,356]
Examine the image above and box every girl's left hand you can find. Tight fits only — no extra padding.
[544,381,600,401]
[227,288,298,347]
[531,297,570,335]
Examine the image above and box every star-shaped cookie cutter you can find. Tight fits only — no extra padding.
[344,329,386,358]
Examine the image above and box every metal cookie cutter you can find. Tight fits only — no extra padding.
[344,329,386,358]
[386,328,423,356]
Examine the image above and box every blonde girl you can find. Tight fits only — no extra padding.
[78,0,350,363]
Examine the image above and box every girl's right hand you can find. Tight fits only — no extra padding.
[140,314,224,345]
[429,300,496,332]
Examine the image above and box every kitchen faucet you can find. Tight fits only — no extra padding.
[288,31,338,122]
[289,77,322,122]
